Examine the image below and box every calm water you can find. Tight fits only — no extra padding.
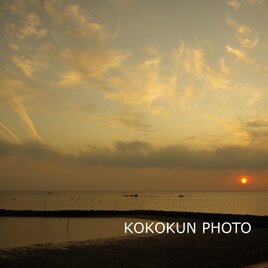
[0,191,267,249]
[0,191,267,216]
[0,217,152,248]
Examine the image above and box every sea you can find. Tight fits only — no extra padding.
[0,191,267,248]
[0,191,267,216]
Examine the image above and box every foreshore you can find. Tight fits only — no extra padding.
[0,210,267,267]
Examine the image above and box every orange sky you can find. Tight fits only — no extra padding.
[0,0,268,191]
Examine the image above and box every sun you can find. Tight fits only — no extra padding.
[240,177,248,185]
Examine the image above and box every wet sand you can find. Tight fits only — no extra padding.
[0,211,267,267]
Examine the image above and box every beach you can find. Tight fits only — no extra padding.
[0,211,267,267]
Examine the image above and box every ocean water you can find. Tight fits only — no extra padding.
[0,191,267,216]
[0,217,153,248]
[0,191,267,249]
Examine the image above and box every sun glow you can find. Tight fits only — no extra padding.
[241,177,248,185]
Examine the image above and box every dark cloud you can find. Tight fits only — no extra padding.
[245,118,268,128]
[115,140,152,153]
[0,139,67,161]
[1,139,268,170]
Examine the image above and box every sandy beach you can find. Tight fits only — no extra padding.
[0,211,267,267]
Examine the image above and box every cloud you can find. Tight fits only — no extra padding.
[12,95,44,143]
[216,115,268,148]
[112,111,154,132]
[106,52,177,112]
[245,116,268,128]
[19,12,47,38]
[226,46,254,65]
[58,71,83,86]
[44,1,109,40]
[227,0,241,10]
[7,0,27,15]
[115,140,152,154]
[215,118,251,144]
[241,115,268,147]
[174,43,231,90]
[227,18,258,49]
[1,79,44,143]
[77,110,154,132]
[60,49,130,80]
[1,0,134,136]
[1,139,268,170]
[178,85,204,108]
[246,92,263,107]
[226,0,264,9]
[0,121,21,144]
[247,0,264,5]
[2,0,174,133]
[63,5,105,38]
[11,56,44,78]
[0,139,61,160]
[226,17,261,69]
[8,43,19,50]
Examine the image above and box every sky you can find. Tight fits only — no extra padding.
[0,0,268,191]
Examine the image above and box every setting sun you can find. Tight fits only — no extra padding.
[241,177,248,185]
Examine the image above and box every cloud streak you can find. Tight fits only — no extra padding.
[1,79,44,143]
[226,45,254,65]
[0,122,21,144]
[13,96,44,143]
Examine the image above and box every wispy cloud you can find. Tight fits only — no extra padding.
[241,115,268,147]
[226,0,264,10]
[227,17,258,49]
[44,1,110,40]
[225,14,262,69]
[19,12,47,38]
[112,111,154,132]
[215,118,250,145]
[174,43,231,90]
[227,0,241,10]
[60,49,130,80]
[58,71,83,86]
[107,51,177,113]
[178,85,204,108]
[0,0,267,152]
[1,0,132,140]
[226,45,254,65]
[215,114,268,148]
[246,92,263,107]
[11,56,44,78]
